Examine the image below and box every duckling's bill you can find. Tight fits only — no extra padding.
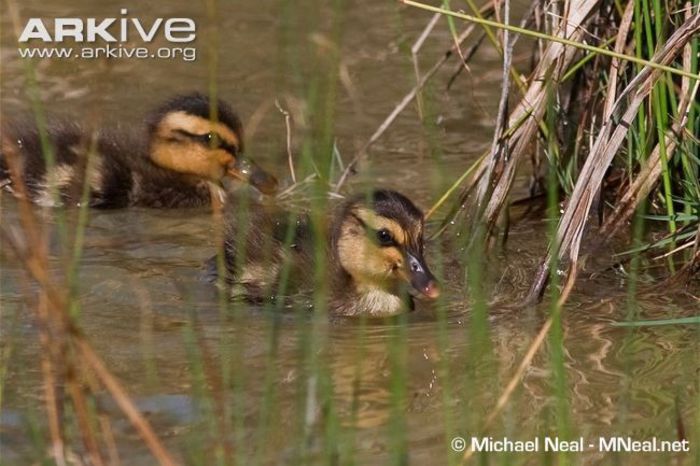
[227,156,278,195]
[404,251,440,300]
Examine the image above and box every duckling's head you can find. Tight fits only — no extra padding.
[146,93,278,194]
[334,190,439,312]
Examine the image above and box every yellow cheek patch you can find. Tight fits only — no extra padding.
[159,111,240,150]
[151,142,226,180]
[354,208,407,245]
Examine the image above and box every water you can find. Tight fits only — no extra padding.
[1,1,699,465]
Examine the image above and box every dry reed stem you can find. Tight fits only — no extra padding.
[275,99,296,184]
[602,1,635,120]
[474,0,513,215]
[65,365,106,466]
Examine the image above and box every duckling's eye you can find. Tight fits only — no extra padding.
[376,229,394,247]
[195,132,219,147]
[205,132,219,146]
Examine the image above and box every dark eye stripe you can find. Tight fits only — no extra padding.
[174,129,238,154]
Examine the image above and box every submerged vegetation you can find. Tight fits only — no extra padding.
[0,0,699,465]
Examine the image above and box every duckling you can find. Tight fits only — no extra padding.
[0,92,278,208]
[213,189,439,317]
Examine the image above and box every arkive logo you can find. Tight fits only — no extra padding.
[18,9,196,43]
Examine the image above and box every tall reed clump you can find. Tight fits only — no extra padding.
[399,0,700,300]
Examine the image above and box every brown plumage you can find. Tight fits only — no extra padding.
[0,92,278,208]
[210,189,440,317]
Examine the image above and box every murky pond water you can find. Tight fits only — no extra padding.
[1,1,699,465]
